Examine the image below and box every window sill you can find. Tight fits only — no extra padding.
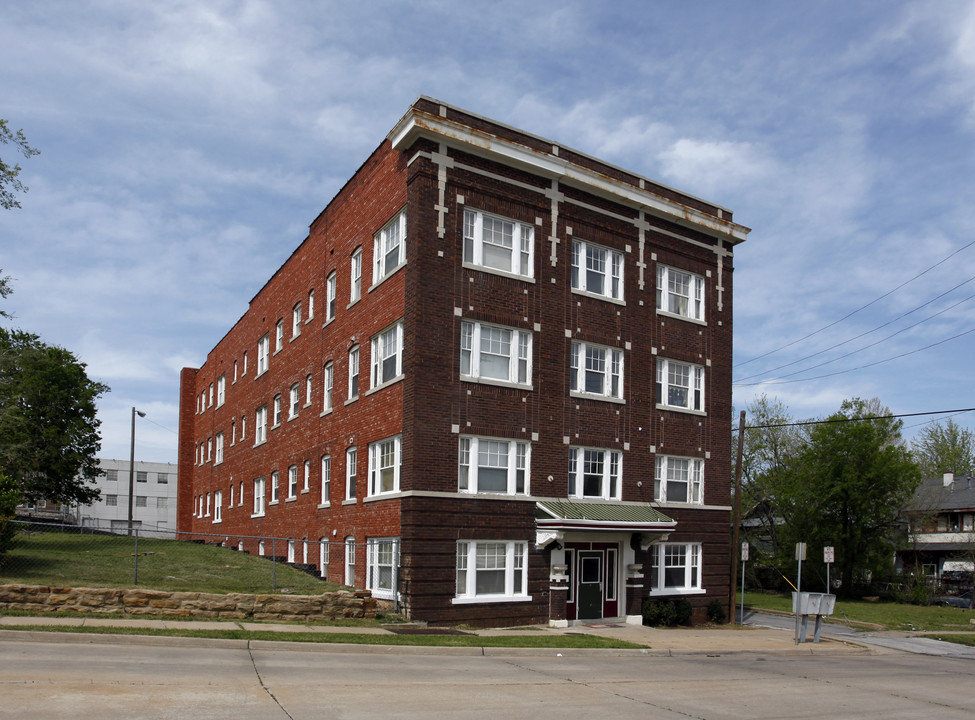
[251,512,265,519]
[655,404,707,417]
[342,498,357,506]
[253,439,267,448]
[290,335,300,343]
[452,594,533,605]
[346,298,361,310]
[273,348,283,356]
[365,374,404,396]
[462,262,535,284]
[656,309,706,326]
[460,376,533,392]
[320,408,333,417]
[570,391,625,405]
[323,317,335,329]
[368,261,406,293]
[571,287,625,306]
[288,415,298,423]
[344,396,359,406]
[305,317,314,325]
[285,496,297,503]
[255,369,267,379]
[317,502,331,509]
[268,500,279,506]
[646,588,706,597]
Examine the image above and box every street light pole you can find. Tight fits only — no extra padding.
[127,407,146,536]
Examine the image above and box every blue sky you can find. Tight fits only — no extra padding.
[2,0,974,463]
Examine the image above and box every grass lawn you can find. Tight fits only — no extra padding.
[743,590,975,633]
[0,529,342,595]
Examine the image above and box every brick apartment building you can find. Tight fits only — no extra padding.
[177,97,750,626]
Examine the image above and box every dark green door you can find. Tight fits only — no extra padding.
[577,552,603,620]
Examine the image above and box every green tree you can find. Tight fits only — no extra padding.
[0,120,40,210]
[0,472,21,564]
[0,328,109,505]
[0,269,11,320]
[911,419,975,478]
[776,398,922,596]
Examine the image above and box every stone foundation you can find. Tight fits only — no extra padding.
[0,583,377,621]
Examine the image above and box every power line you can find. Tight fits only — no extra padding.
[734,291,975,385]
[734,325,975,387]
[733,275,975,383]
[743,407,975,431]
[734,238,975,369]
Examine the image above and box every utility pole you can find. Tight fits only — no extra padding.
[730,410,746,622]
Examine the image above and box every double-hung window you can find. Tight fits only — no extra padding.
[215,432,224,465]
[371,321,404,389]
[270,471,279,503]
[348,346,359,400]
[323,362,333,412]
[462,209,534,279]
[252,477,265,517]
[213,490,222,523]
[257,334,269,375]
[350,248,362,303]
[454,541,529,601]
[567,447,622,500]
[571,239,623,301]
[656,358,705,412]
[648,543,702,594]
[654,455,704,504]
[569,341,623,400]
[345,447,357,501]
[275,319,284,352]
[458,436,529,495]
[273,394,282,426]
[326,271,336,322]
[303,459,310,492]
[460,320,532,387]
[307,289,315,320]
[373,210,406,284]
[368,436,401,496]
[216,374,225,407]
[657,264,705,322]
[321,455,331,505]
[292,302,302,338]
[289,383,300,419]
[288,464,298,499]
[255,405,267,445]
[367,538,398,599]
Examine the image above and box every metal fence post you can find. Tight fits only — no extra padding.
[272,537,277,591]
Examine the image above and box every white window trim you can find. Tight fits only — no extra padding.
[216,374,226,407]
[213,490,222,524]
[656,264,706,324]
[648,542,704,596]
[326,271,336,323]
[252,477,265,518]
[257,334,269,376]
[214,432,224,465]
[275,319,284,354]
[368,435,402,497]
[453,540,531,604]
[254,405,268,446]
[347,346,360,402]
[462,208,535,281]
[654,455,704,505]
[322,362,334,414]
[369,320,404,392]
[460,319,533,389]
[287,464,298,500]
[458,436,530,496]
[366,537,398,600]
[656,357,706,414]
[371,209,407,289]
[320,455,331,507]
[270,471,280,504]
[292,302,302,338]
[569,340,624,402]
[568,446,622,501]
[345,447,357,502]
[289,383,300,420]
[350,247,362,305]
[570,238,624,303]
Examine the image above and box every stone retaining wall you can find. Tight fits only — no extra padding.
[0,584,377,621]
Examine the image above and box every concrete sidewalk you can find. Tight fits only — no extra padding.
[0,614,870,656]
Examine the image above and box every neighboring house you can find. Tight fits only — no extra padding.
[900,473,975,583]
[177,97,749,626]
[75,459,179,536]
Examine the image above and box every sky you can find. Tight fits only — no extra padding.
[2,0,975,464]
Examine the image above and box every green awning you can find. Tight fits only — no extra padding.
[535,500,676,533]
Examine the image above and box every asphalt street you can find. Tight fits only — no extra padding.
[1,632,974,720]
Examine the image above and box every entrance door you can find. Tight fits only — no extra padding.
[577,551,603,620]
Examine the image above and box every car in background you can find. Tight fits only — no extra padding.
[933,589,974,608]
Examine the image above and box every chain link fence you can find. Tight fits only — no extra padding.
[0,520,399,603]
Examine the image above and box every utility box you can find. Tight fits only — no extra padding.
[792,592,836,616]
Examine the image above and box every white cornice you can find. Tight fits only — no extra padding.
[388,107,750,244]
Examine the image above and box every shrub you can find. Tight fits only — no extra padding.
[642,598,695,626]
[707,599,727,624]
[0,473,22,565]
